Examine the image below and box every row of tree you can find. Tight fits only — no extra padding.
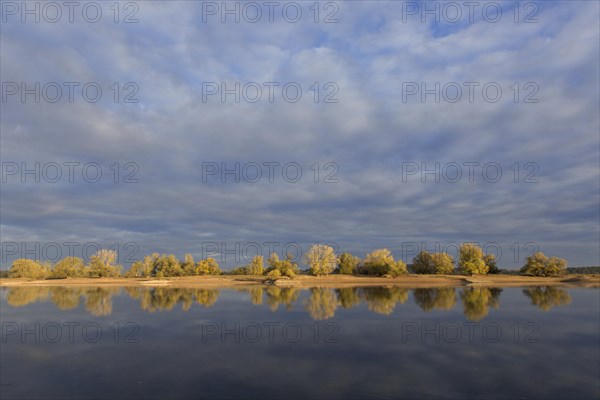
[301,243,567,277]
[7,250,122,279]
[5,244,568,279]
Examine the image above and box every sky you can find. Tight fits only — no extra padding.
[1,0,599,270]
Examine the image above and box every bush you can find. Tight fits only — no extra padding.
[88,250,122,277]
[266,269,281,280]
[52,257,86,278]
[9,259,49,279]
[361,249,407,277]
[412,251,434,274]
[305,244,338,276]
[338,253,360,275]
[520,252,567,276]
[266,253,299,278]
[196,258,221,275]
[458,244,488,275]
[431,253,454,274]
[483,254,500,274]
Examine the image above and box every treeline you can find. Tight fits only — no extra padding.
[7,250,122,279]
[567,266,600,274]
[4,243,571,280]
[4,285,573,320]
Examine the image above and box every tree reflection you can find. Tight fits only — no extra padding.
[305,288,338,320]
[194,289,219,308]
[361,287,409,315]
[125,287,219,312]
[6,286,118,316]
[460,287,502,321]
[50,287,83,310]
[523,287,572,310]
[84,288,119,316]
[264,286,299,311]
[335,287,361,309]
[413,288,456,311]
[6,287,49,307]
[246,287,264,305]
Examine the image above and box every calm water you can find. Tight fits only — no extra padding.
[1,285,599,399]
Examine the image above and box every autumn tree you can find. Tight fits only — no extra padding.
[305,244,338,276]
[246,255,264,275]
[182,254,196,276]
[338,252,360,275]
[126,253,158,278]
[196,257,221,275]
[412,251,434,274]
[458,244,488,275]
[9,259,49,279]
[483,254,500,274]
[153,254,183,277]
[52,257,85,278]
[431,253,455,274]
[361,248,407,277]
[411,250,454,274]
[88,250,122,277]
[266,253,299,278]
[520,252,567,276]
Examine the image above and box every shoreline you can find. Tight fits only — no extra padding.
[1,274,598,289]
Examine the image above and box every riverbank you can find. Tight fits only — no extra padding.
[1,274,598,288]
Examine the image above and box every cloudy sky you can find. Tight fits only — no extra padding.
[1,1,598,269]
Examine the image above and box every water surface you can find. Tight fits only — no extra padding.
[1,285,598,399]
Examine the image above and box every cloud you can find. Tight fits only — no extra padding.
[1,1,598,268]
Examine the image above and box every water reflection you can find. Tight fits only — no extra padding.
[460,287,502,321]
[362,287,409,315]
[413,288,456,311]
[6,286,118,316]
[305,287,338,320]
[1,285,579,319]
[125,287,219,312]
[523,286,572,310]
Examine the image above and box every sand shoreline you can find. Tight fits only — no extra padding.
[1,274,598,289]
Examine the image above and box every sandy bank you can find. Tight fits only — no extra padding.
[1,274,598,289]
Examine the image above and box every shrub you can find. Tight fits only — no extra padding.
[266,269,281,280]
[338,253,360,275]
[361,249,407,277]
[458,244,488,275]
[9,259,49,280]
[520,252,567,276]
[266,253,299,278]
[305,244,338,276]
[52,257,85,278]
